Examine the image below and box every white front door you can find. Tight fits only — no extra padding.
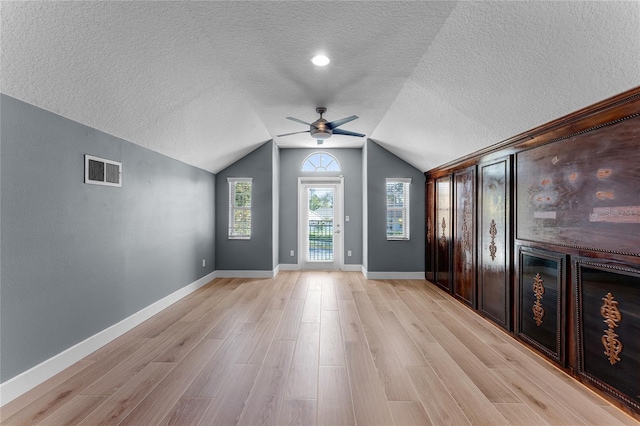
[299,179,343,270]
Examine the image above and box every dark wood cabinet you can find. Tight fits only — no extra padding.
[575,258,640,413]
[517,246,565,364]
[424,87,640,416]
[434,175,452,292]
[425,179,435,282]
[453,166,476,306]
[478,156,511,330]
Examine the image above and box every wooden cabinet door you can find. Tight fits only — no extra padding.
[425,179,435,282]
[478,157,511,329]
[453,166,476,306]
[576,258,640,412]
[517,246,565,365]
[435,175,452,292]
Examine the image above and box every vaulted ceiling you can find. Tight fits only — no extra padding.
[2,1,639,174]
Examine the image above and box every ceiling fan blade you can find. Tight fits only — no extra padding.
[276,130,311,137]
[286,117,312,126]
[328,115,358,130]
[332,128,365,138]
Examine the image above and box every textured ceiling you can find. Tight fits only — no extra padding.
[2,1,639,173]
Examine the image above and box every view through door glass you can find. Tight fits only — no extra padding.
[307,187,334,262]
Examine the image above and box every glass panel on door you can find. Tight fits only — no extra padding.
[307,187,334,262]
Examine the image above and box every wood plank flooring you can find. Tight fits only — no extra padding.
[2,271,638,425]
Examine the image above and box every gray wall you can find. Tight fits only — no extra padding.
[272,143,280,269]
[215,141,274,271]
[366,140,425,272]
[279,148,363,266]
[0,94,216,382]
[362,142,369,270]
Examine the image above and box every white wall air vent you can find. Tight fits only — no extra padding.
[85,155,122,187]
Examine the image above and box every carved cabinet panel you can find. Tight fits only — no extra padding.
[453,166,476,306]
[425,179,435,282]
[435,175,452,292]
[478,156,511,329]
[576,258,640,412]
[517,247,565,364]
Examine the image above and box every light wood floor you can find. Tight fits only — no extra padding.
[2,271,638,425]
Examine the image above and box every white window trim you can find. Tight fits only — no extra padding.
[386,178,411,241]
[301,151,341,172]
[228,177,252,240]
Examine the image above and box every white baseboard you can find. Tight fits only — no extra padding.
[1,265,424,405]
[361,269,425,280]
[342,264,363,272]
[0,270,217,407]
[277,264,363,273]
[278,263,300,271]
[215,269,278,279]
[275,264,418,280]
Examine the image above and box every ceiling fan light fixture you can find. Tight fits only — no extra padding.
[311,54,330,66]
[312,130,332,139]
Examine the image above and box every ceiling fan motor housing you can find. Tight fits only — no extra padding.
[310,118,332,139]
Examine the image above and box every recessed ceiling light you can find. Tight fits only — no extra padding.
[311,54,330,66]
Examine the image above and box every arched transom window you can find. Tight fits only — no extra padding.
[301,152,341,172]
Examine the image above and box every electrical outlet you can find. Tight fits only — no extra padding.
[345,215,350,222]
[202,259,206,267]
[348,250,352,257]
[290,250,295,257]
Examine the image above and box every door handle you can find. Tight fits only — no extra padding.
[335,230,340,234]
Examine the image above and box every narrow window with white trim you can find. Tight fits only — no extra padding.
[228,178,252,239]
[386,178,411,240]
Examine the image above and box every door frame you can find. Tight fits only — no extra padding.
[298,176,344,270]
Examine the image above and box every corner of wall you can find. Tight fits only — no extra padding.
[362,141,369,270]
[272,141,280,269]
[215,141,275,271]
[364,139,425,273]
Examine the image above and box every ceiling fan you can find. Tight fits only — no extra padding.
[276,107,365,145]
